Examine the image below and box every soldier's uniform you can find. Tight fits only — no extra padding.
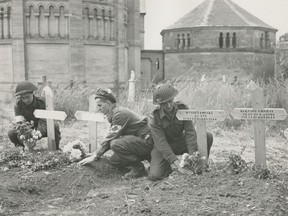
[94,89,153,178]
[8,81,61,150]
[148,83,213,181]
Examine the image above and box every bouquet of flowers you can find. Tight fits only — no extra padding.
[13,116,42,151]
[179,152,207,174]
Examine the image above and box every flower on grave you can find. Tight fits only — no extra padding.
[179,151,206,174]
[13,119,42,151]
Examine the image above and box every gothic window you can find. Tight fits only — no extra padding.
[156,58,160,69]
[187,33,191,48]
[182,34,185,49]
[177,34,181,49]
[7,7,11,38]
[225,33,230,48]
[232,32,236,48]
[0,8,4,39]
[59,6,66,38]
[265,31,270,48]
[260,33,264,48]
[84,7,90,39]
[219,32,223,48]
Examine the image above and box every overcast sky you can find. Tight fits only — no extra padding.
[144,0,288,49]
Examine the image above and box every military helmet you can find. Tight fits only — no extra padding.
[15,81,38,96]
[153,82,178,104]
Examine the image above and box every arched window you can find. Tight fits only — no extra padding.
[182,34,185,49]
[219,32,223,48]
[187,33,191,48]
[232,32,236,48]
[156,58,160,69]
[177,34,181,49]
[225,33,230,48]
[265,31,270,48]
[260,33,264,48]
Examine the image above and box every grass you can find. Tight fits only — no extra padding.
[35,77,288,131]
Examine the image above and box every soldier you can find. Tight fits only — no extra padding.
[78,88,153,179]
[8,81,61,150]
[148,83,213,181]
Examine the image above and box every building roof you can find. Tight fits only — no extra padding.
[165,0,276,31]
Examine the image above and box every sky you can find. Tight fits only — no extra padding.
[144,0,288,49]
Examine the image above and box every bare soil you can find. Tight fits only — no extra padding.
[0,103,288,216]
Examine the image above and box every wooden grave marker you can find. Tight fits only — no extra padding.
[231,87,287,166]
[74,94,106,153]
[33,86,67,150]
[176,89,227,162]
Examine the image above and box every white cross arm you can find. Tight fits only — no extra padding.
[231,108,287,120]
[176,110,227,121]
[33,109,67,121]
[74,111,106,122]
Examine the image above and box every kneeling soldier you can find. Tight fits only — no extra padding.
[148,83,213,181]
[8,81,61,150]
[78,88,153,179]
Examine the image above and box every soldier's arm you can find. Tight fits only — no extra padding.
[150,115,178,164]
[95,110,130,157]
[178,102,198,154]
[184,120,198,154]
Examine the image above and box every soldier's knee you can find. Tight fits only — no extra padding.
[110,139,122,151]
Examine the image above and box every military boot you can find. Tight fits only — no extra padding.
[124,162,146,179]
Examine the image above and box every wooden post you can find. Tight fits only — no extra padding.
[89,94,97,153]
[34,86,67,150]
[252,88,266,166]
[195,90,208,162]
[231,87,287,166]
[176,90,227,162]
[43,86,56,150]
[74,95,106,153]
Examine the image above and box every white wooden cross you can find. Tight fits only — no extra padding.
[176,90,227,163]
[231,87,287,166]
[74,94,106,153]
[33,86,67,150]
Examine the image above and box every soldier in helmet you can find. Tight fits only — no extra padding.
[148,82,213,181]
[8,81,61,150]
[78,88,153,179]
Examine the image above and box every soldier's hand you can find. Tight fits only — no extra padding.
[172,159,194,175]
[78,154,98,166]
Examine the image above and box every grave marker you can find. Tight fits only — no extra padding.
[176,90,227,162]
[231,87,287,166]
[34,86,67,150]
[74,94,106,152]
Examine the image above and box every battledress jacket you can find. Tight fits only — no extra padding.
[149,101,197,164]
[14,95,47,131]
[97,104,150,156]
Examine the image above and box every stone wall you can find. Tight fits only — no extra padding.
[162,27,276,51]
[0,0,142,100]
[141,50,164,87]
[164,51,274,82]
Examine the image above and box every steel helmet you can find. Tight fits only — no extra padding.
[153,82,178,104]
[15,81,38,96]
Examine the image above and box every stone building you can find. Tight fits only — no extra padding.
[141,0,277,84]
[0,0,145,100]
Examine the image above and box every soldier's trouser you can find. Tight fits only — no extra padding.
[148,132,213,181]
[8,122,61,150]
[109,135,153,169]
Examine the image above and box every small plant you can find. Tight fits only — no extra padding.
[252,165,277,180]
[179,152,207,174]
[226,154,249,175]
